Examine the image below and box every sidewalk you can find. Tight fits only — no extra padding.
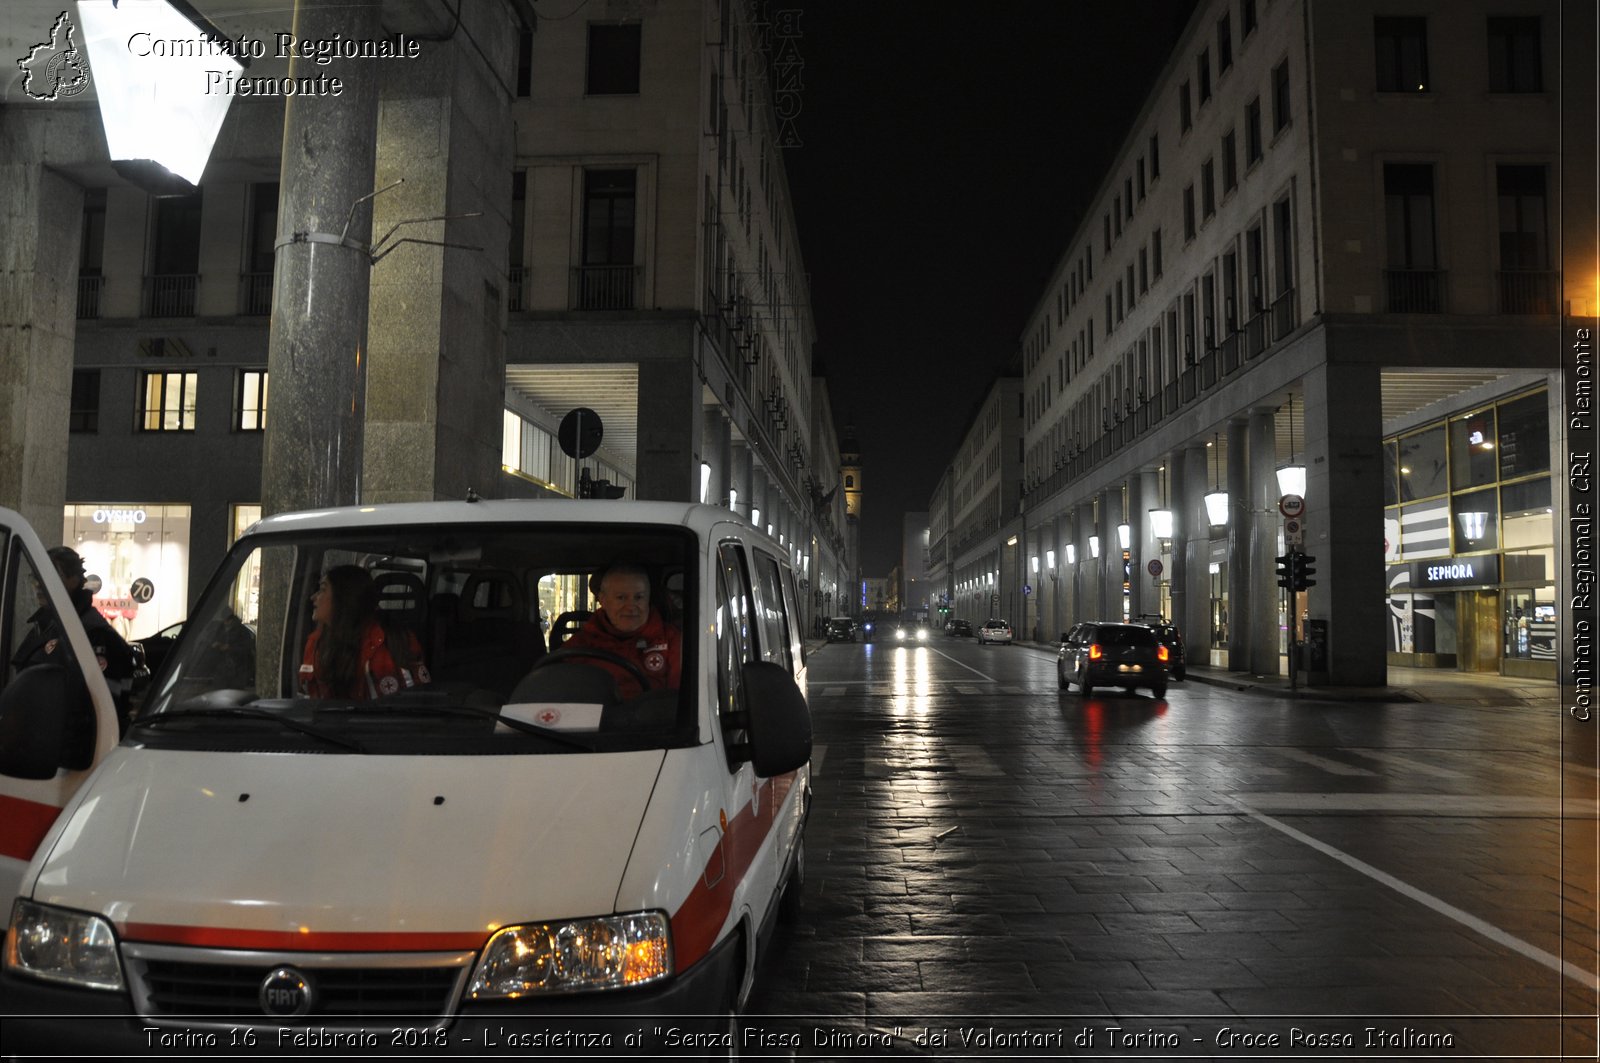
[1010,640,1557,707]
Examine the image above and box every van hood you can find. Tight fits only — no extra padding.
[30,748,667,950]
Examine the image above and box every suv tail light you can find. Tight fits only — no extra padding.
[1157,645,1170,662]
[1088,644,1103,660]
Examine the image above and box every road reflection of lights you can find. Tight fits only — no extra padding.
[890,645,934,714]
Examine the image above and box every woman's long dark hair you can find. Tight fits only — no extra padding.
[316,565,378,695]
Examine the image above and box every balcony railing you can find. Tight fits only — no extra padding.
[239,272,273,315]
[570,264,640,310]
[144,273,198,317]
[1384,268,1445,313]
[76,274,103,319]
[1031,285,1303,506]
[1497,269,1558,314]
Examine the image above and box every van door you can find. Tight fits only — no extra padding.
[711,541,785,939]
[0,508,121,902]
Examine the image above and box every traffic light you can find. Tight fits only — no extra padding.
[1275,553,1293,590]
[1292,554,1317,592]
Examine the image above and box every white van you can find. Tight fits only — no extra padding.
[0,501,811,1052]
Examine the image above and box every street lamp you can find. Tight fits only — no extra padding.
[1204,434,1229,526]
[78,0,243,192]
[1116,523,1132,550]
[700,462,712,504]
[1089,535,1100,558]
[1276,391,1307,499]
[1066,544,1077,565]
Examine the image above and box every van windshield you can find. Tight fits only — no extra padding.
[135,523,698,756]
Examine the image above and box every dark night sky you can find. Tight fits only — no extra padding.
[784,3,1198,574]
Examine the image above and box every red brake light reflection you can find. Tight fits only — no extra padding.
[1158,645,1170,662]
[1088,644,1103,660]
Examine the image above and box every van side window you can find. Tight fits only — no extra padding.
[752,552,792,673]
[715,543,754,737]
[782,566,805,667]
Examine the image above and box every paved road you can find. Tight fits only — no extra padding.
[740,637,1597,1059]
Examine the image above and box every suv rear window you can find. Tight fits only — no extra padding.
[1094,625,1157,647]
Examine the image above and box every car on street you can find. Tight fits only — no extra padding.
[894,618,930,643]
[1132,613,1186,680]
[947,618,973,637]
[825,616,857,642]
[1057,620,1169,698]
[976,618,1013,645]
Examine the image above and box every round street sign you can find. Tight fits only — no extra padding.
[557,407,604,460]
[1146,559,1163,577]
[1279,493,1306,519]
[130,577,156,603]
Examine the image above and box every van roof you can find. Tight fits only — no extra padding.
[246,499,772,541]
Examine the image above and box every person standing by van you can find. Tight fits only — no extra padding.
[562,564,682,698]
[10,547,136,731]
[298,565,429,699]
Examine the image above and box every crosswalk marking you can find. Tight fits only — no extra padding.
[1273,748,1379,776]
[1348,748,1466,779]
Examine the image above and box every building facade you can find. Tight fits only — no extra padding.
[954,0,1567,684]
[3,0,847,641]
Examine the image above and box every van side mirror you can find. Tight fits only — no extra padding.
[0,664,96,779]
[733,661,812,778]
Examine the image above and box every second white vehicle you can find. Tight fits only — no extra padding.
[977,619,1013,645]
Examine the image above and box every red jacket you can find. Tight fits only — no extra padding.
[561,609,682,699]
[299,620,429,699]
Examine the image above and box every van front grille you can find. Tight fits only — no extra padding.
[124,945,473,1022]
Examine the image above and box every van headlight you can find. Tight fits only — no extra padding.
[4,900,125,992]
[466,912,671,998]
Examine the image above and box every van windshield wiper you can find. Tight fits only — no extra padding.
[320,697,598,751]
[130,707,368,753]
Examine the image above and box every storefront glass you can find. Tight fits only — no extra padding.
[63,503,190,640]
[230,505,263,624]
[1382,387,1552,675]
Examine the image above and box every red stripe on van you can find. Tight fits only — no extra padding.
[669,769,800,970]
[0,794,62,862]
[119,923,486,952]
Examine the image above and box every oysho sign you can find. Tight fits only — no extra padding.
[92,507,148,525]
[1411,555,1500,590]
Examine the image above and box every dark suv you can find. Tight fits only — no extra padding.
[825,616,857,642]
[1057,621,1169,698]
[1132,614,1186,680]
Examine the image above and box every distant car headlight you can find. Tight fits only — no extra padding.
[466,911,671,997]
[895,628,907,641]
[916,628,928,640]
[4,900,125,992]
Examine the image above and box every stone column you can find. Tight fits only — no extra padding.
[1227,417,1250,670]
[1124,471,1144,618]
[1168,452,1188,632]
[701,408,729,507]
[1249,407,1282,675]
[637,360,699,501]
[1183,444,1212,661]
[1098,487,1118,620]
[731,442,753,521]
[1139,467,1165,617]
[363,1,516,504]
[1079,503,1096,620]
[262,0,383,516]
[0,157,82,533]
[1302,362,1387,684]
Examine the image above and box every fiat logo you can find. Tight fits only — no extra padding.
[259,966,313,1017]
